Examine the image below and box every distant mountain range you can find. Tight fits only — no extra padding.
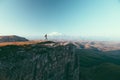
[0,35,29,42]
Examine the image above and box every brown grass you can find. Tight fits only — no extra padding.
[0,40,44,47]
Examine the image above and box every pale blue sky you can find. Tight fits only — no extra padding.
[0,0,120,40]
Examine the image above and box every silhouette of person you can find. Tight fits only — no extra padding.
[45,34,47,40]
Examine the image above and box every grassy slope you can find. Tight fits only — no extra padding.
[79,49,120,80]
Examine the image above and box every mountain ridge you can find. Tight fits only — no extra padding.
[0,35,29,42]
[0,40,120,80]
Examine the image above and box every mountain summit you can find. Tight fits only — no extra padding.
[0,35,28,42]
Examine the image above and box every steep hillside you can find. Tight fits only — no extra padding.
[0,41,120,80]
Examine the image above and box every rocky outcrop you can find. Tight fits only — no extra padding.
[0,41,80,80]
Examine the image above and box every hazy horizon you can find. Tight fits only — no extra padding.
[0,0,120,41]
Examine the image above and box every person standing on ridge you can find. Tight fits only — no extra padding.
[45,34,48,40]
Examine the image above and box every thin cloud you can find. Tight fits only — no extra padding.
[48,32,62,36]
